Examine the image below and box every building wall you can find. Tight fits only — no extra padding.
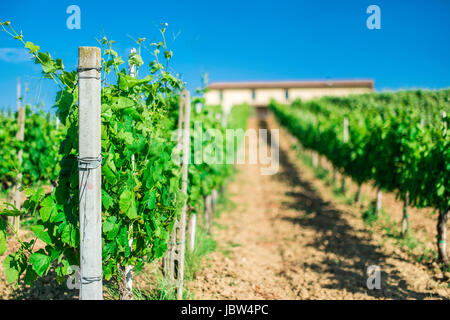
[205,86,373,108]
[288,87,372,101]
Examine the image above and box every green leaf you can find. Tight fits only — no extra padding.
[102,190,114,210]
[61,223,77,247]
[111,96,134,110]
[103,216,117,233]
[31,225,53,245]
[24,265,38,285]
[3,255,20,284]
[0,202,21,217]
[0,219,7,256]
[25,41,40,54]
[119,189,138,219]
[40,196,56,222]
[147,190,157,209]
[29,251,52,277]
[437,185,445,197]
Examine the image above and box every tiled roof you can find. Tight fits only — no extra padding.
[207,79,374,90]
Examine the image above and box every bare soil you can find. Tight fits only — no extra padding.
[188,115,450,300]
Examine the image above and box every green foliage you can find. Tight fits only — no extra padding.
[0,23,184,288]
[0,22,253,296]
[187,103,252,215]
[0,105,62,193]
[270,90,450,213]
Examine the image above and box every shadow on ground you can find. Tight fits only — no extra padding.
[260,118,445,299]
[9,271,78,300]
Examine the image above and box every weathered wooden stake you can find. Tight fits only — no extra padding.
[12,77,24,232]
[78,47,103,300]
[177,90,191,300]
[119,48,137,300]
[343,117,349,143]
[312,151,318,168]
[187,212,196,252]
[354,183,362,204]
[401,192,409,237]
[340,117,349,193]
[211,189,218,213]
[437,112,448,264]
[437,209,449,265]
[204,195,213,233]
[375,188,382,216]
[163,91,186,286]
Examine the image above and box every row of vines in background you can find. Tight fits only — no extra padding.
[270,90,450,265]
[0,106,62,194]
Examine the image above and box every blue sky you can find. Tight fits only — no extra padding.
[0,0,449,112]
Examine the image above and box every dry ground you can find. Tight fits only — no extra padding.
[188,115,449,300]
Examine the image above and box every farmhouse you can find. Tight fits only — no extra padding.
[205,79,374,114]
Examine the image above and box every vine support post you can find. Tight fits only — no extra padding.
[354,183,362,204]
[164,90,185,287]
[442,111,447,135]
[118,48,137,301]
[204,195,213,233]
[187,211,196,252]
[340,117,349,193]
[177,89,191,300]
[78,47,103,300]
[11,77,24,233]
[375,188,382,216]
[437,111,448,265]
[437,209,449,265]
[331,166,337,185]
[211,189,218,213]
[401,192,409,237]
[312,151,318,168]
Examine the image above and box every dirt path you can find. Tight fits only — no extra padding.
[189,115,449,300]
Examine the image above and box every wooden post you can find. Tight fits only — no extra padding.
[119,48,137,300]
[204,195,212,233]
[375,188,382,215]
[343,117,349,143]
[12,77,24,232]
[312,151,318,168]
[163,92,186,285]
[177,89,191,300]
[437,111,448,264]
[401,192,409,237]
[331,166,337,185]
[187,211,196,252]
[211,189,218,213]
[341,117,349,193]
[78,47,103,300]
[443,111,447,136]
[354,184,362,204]
[437,209,449,265]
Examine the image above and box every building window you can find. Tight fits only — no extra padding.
[219,90,223,101]
[252,90,256,101]
[285,89,289,100]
